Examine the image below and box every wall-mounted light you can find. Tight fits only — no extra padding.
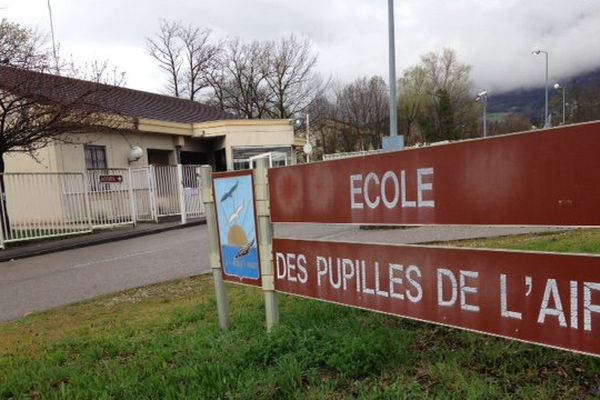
[128,146,143,163]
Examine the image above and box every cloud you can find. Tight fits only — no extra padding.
[4,0,600,94]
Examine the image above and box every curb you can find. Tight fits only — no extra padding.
[0,218,206,263]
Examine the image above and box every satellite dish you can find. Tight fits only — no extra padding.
[128,146,144,162]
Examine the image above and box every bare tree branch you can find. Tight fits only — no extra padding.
[146,20,183,97]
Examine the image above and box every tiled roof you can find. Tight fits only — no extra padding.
[0,65,237,124]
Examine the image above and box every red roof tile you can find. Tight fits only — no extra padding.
[0,65,237,123]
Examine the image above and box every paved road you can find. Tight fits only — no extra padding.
[0,224,562,323]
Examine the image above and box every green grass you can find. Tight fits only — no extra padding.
[1,229,599,399]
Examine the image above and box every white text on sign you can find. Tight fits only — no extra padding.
[350,168,435,210]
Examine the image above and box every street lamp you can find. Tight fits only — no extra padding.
[294,114,312,163]
[382,0,404,152]
[475,90,488,137]
[554,83,566,125]
[531,47,549,128]
[388,0,398,138]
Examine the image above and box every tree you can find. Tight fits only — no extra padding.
[264,35,320,118]
[0,20,125,233]
[0,18,51,71]
[179,24,220,101]
[334,76,389,151]
[62,58,127,86]
[147,21,323,118]
[571,84,600,124]
[207,38,271,118]
[146,20,184,98]
[146,20,221,101]
[398,48,478,143]
[0,18,126,170]
[398,66,428,144]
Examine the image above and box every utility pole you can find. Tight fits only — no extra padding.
[476,91,488,138]
[47,0,60,73]
[532,48,549,128]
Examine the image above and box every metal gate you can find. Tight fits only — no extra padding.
[181,165,204,220]
[131,167,155,221]
[84,169,135,228]
[130,165,204,223]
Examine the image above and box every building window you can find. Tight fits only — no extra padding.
[232,146,291,170]
[84,145,107,170]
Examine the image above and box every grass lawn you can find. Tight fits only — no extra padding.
[1,229,599,399]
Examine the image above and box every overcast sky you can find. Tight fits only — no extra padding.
[3,0,600,95]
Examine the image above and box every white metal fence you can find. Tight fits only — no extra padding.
[84,168,135,228]
[0,164,205,248]
[0,173,92,244]
[322,149,384,161]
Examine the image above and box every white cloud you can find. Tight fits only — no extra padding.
[3,0,600,94]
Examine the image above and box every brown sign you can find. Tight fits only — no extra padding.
[99,175,123,183]
[274,238,600,357]
[269,123,600,225]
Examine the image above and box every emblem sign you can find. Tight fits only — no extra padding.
[213,170,261,286]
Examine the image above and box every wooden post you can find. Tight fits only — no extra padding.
[254,157,279,332]
[200,165,230,331]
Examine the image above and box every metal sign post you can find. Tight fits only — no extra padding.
[254,157,280,332]
[200,165,230,331]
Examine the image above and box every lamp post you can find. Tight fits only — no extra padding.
[554,83,566,125]
[532,47,549,128]
[388,0,398,138]
[475,90,488,138]
[295,114,312,163]
[382,0,404,151]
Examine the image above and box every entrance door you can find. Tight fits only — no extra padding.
[147,149,172,165]
[180,151,208,165]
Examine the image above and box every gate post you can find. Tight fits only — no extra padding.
[127,168,137,225]
[82,171,93,230]
[148,165,158,223]
[200,165,230,331]
[177,164,187,224]
[254,157,279,332]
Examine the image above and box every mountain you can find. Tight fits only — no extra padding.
[487,68,600,124]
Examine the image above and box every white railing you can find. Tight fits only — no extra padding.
[84,168,135,228]
[0,172,92,245]
[322,149,384,161]
[181,165,204,220]
[152,165,181,217]
[0,165,206,248]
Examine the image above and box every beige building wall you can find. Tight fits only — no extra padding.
[3,146,58,173]
[4,119,297,173]
[194,120,295,170]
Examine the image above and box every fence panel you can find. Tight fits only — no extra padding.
[322,149,384,161]
[0,172,91,245]
[0,164,206,247]
[84,169,134,228]
[182,165,204,219]
[131,167,156,221]
[152,165,181,217]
